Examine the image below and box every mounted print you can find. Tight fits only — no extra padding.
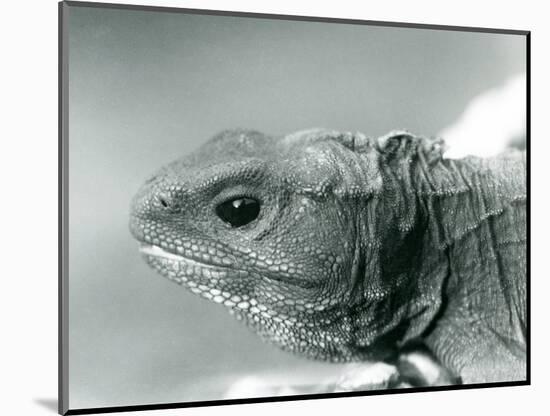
[59,1,529,414]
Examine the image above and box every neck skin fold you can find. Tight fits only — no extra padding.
[347,143,525,369]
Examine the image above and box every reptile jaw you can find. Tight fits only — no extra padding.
[138,244,261,313]
[140,244,183,260]
[138,243,236,271]
[139,244,218,268]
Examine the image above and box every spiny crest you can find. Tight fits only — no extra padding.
[281,128,446,163]
[376,130,447,165]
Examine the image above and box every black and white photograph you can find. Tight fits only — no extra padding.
[59,1,529,414]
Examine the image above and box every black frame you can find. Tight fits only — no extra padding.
[58,1,531,414]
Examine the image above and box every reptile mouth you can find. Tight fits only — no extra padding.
[139,244,233,271]
[139,244,321,290]
[139,244,260,310]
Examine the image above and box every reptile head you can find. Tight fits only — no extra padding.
[130,129,419,362]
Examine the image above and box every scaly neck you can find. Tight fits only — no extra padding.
[349,134,525,353]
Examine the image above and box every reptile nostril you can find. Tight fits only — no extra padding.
[158,194,171,209]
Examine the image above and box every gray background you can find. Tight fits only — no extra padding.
[67,4,526,409]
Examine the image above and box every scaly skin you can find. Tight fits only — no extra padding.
[129,129,526,385]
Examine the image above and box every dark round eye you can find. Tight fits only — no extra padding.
[215,197,260,227]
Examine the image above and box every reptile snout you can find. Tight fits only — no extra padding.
[131,170,182,215]
[129,167,200,249]
[129,176,172,240]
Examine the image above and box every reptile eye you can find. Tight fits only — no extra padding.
[216,197,260,227]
